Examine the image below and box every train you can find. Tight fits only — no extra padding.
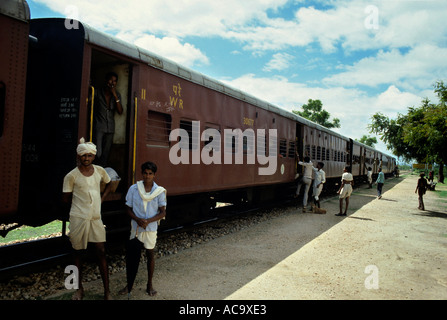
[0,0,396,235]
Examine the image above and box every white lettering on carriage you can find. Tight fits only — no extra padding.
[169,121,277,176]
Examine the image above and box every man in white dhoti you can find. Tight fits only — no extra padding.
[336,166,354,216]
[62,137,112,300]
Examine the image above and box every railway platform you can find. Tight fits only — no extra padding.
[49,173,447,301]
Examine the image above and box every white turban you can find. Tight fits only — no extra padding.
[76,137,97,156]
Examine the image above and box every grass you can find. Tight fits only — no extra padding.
[0,220,63,245]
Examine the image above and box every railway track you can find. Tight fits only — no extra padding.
[0,197,294,282]
[1,176,380,284]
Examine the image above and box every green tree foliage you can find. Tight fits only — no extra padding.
[369,80,447,182]
[293,99,340,129]
[355,135,378,147]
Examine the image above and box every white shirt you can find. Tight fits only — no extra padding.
[125,181,167,232]
[341,172,353,182]
[313,168,326,186]
[299,161,314,178]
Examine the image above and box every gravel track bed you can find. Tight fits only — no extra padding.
[0,205,286,300]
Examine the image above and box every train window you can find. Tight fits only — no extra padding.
[147,111,172,147]
[203,125,221,153]
[305,145,311,158]
[311,145,316,159]
[256,130,266,156]
[279,140,287,157]
[321,147,326,161]
[288,141,295,159]
[180,119,199,150]
[243,131,255,155]
[326,148,330,161]
[317,146,321,160]
[0,82,4,137]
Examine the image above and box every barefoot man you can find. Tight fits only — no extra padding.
[119,161,166,298]
[62,138,112,300]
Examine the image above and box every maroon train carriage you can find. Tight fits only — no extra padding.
[0,0,30,222]
[0,10,396,235]
[3,17,298,231]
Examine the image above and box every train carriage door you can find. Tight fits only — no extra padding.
[88,49,132,200]
[347,139,353,168]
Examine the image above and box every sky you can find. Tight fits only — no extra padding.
[27,0,447,156]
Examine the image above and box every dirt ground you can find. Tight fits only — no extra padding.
[49,173,447,300]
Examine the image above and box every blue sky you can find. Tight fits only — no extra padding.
[27,0,447,155]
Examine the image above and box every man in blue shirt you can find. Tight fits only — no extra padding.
[119,161,166,298]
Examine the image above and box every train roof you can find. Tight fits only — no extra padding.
[0,0,30,22]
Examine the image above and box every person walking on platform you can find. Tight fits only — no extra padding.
[295,153,314,212]
[367,167,373,189]
[336,166,353,216]
[415,172,428,210]
[375,167,385,199]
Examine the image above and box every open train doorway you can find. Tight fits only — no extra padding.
[88,49,132,200]
[295,122,303,175]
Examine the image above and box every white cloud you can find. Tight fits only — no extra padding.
[131,34,209,67]
[323,45,447,90]
[263,53,295,72]
[36,0,447,53]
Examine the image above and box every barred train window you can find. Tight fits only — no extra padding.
[180,119,199,150]
[288,141,295,159]
[279,140,287,157]
[146,111,172,147]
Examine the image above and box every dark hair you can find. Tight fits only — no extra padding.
[378,167,382,172]
[318,162,324,168]
[368,167,372,171]
[304,156,310,162]
[105,71,118,82]
[345,166,351,173]
[141,161,157,173]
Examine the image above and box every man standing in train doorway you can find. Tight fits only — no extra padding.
[62,138,113,300]
[94,72,123,166]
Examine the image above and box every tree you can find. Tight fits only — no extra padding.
[368,81,447,182]
[356,135,378,147]
[293,99,340,129]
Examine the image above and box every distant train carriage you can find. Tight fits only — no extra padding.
[297,120,349,181]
